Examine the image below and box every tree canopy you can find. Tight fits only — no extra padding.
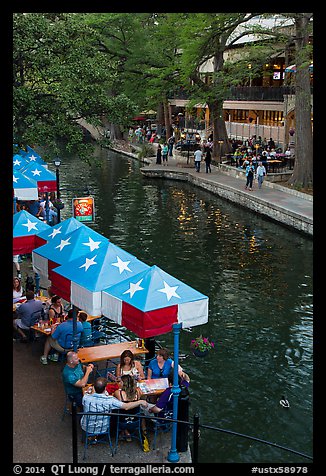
[13,12,313,187]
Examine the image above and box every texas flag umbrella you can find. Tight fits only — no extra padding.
[13,170,39,200]
[13,154,29,171]
[22,162,57,193]
[36,217,84,244]
[101,265,209,338]
[32,224,109,288]
[50,242,149,316]
[20,146,47,166]
[13,210,50,255]
[102,263,208,461]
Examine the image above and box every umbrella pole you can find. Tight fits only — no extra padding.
[167,322,182,463]
[72,305,78,352]
[45,192,49,225]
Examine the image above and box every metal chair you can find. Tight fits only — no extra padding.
[151,409,173,450]
[55,332,82,363]
[114,408,143,452]
[27,309,44,346]
[81,404,115,460]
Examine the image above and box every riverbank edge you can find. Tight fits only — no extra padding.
[109,144,313,237]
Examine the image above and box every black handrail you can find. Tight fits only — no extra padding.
[71,403,313,464]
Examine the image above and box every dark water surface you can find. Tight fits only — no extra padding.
[59,147,313,463]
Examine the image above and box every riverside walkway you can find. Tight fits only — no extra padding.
[117,144,312,236]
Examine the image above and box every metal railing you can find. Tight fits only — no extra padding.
[70,402,312,464]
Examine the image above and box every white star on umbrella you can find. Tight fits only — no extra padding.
[79,255,98,271]
[112,256,131,274]
[28,154,38,161]
[48,227,62,239]
[82,237,102,252]
[55,237,72,251]
[31,168,41,177]
[123,279,144,298]
[157,281,181,301]
[21,219,39,233]
[13,159,21,166]
[13,175,19,183]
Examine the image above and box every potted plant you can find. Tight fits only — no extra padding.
[190,335,215,357]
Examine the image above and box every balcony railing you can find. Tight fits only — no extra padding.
[169,86,311,103]
[227,86,296,102]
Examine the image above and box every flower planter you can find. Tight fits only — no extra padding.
[192,349,209,358]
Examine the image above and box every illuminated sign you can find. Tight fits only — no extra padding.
[72,196,95,223]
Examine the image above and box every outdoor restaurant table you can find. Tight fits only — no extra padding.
[137,378,168,397]
[30,313,100,336]
[77,341,148,364]
[30,321,52,336]
[266,159,282,173]
[13,295,48,312]
[82,378,168,397]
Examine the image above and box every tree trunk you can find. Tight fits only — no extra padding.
[163,98,172,141]
[288,13,313,188]
[209,100,232,160]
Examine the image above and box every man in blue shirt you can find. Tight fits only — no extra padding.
[40,308,83,364]
[28,199,41,217]
[13,290,44,342]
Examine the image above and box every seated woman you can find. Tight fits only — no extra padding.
[147,347,186,380]
[13,277,24,302]
[78,311,92,346]
[113,375,145,440]
[48,295,66,323]
[116,350,145,380]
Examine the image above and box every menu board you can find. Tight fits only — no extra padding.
[137,378,168,394]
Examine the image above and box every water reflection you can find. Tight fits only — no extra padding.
[59,147,313,463]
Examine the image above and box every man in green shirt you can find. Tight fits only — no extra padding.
[62,351,94,408]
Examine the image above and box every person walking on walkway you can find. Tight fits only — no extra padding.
[204,147,212,173]
[194,147,202,172]
[162,143,168,165]
[156,144,162,164]
[256,161,267,189]
[168,135,175,157]
[245,160,255,191]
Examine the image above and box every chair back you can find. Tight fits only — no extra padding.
[63,332,81,350]
[82,402,111,435]
[117,407,142,428]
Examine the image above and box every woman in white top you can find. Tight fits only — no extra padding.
[13,277,24,301]
[116,350,145,380]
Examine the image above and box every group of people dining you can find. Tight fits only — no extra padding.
[13,280,190,446]
[13,281,91,359]
[62,346,190,443]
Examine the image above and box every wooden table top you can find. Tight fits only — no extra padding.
[30,322,53,335]
[77,340,148,363]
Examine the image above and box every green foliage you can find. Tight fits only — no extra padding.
[13,13,137,159]
[137,143,155,159]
